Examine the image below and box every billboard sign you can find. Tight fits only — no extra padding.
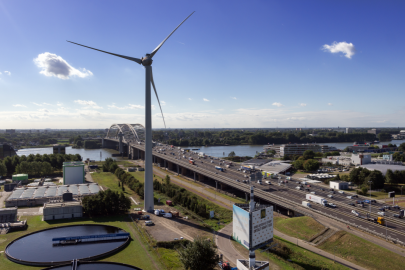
[233,205,250,249]
[251,206,273,248]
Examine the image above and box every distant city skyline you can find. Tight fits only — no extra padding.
[1,1,404,128]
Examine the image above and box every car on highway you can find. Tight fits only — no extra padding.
[338,191,345,194]
[352,195,358,198]
[383,206,391,210]
[321,188,325,191]
[329,191,335,194]
[310,191,316,194]
[305,188,310,191]
[348,203,355,206]
[377,211,386,216]
[327,194,333,198]
[296,186,302,190]
[328,203,336,208]
[378,207,385,211]
[351,210,359,216]
[392,205,401,210]
[236,180,240,182]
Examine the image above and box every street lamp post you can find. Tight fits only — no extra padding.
[386,220,388,240]
[368,181,372,215]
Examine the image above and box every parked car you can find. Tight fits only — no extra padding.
[328,203,336,208]
[145,220,154,226]
[327,194,333,198]
[310,191,316,194]
[338,191,345,194]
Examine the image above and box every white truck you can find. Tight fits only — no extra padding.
[306,194,328,206]
[302,201,311,208]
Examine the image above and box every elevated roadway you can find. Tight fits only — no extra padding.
[104,139,405,245]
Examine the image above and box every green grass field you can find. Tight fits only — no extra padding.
[0,215,165,270]
[274,216,325,241]
[232,236,349,270]
[319,231,405,270]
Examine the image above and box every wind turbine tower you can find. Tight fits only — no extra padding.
[68,12,194,212]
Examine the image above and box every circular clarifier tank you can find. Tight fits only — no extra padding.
[42,261,143,270]
[6,224,130,266]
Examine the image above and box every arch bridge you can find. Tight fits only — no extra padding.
[106,124,145,144]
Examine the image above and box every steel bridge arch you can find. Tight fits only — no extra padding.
[106,124,145,144]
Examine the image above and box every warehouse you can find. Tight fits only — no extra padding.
[0,207,17,223]
[5,183,100,207]
[43,192,83,220]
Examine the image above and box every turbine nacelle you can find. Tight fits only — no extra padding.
[141,54,153,66]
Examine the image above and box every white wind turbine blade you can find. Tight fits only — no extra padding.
[150,11,195,58]
[67,41,142,64]
[150,67,167,128]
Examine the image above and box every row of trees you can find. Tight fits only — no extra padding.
[14,161,54,177]
[1,153,82,175]
[154,129,380,146]
[82,189,131,216]
[153,176,211,218]
[114,166,145,199]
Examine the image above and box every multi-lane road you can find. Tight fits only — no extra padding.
[131,143,405,245]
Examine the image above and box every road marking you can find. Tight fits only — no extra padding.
[130,197,138,205]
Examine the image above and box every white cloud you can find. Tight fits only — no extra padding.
[203,98,209,102]
[13,104,26,108]
[57,102,63,106]
[34,52,93,79]
[300,103,307,107]
[188,98,192,100]
[328,103,333,106]
[4,71,11,76]
[322,41,356,59]
[107,103,144,110]
[161,101,166,106]
[74,100,102,109]
[32,102,43,106]
[232,97,237,100]
[272,102,283,107]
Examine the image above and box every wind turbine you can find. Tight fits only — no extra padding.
[68,12,194,212]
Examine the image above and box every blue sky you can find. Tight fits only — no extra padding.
[1,0,404,129]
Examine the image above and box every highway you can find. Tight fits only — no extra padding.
[129,142,405,245]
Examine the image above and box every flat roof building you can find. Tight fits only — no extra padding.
[359,164,405,176]
[5,183,99,207]
[330,181,349,190]
[63,161,85,185]
[269,144,329,157]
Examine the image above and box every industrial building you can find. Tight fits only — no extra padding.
[5,183,100,207]
[43,193,83,220]
[346,128,351,134]
[351,153,372,165]
[257,161,292,175]
[266,144,329,157]
[330,181,349,190]
[53,144,66,154]
[367,128,380,135]
[0,207,17,223]
[359,164,405,176]
[63,161,85,185]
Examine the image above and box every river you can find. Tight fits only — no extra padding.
[17,139,405,159]
[16,147,121,161]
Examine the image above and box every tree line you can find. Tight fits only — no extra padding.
[153,175,210,218]
[0,153,82,176]
[153,129,378,146]
[82,189,131,216]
